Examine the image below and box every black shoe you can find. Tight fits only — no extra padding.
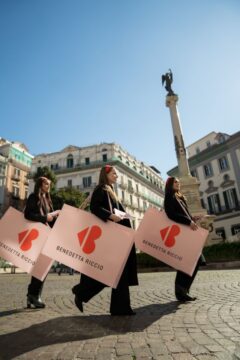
[175,284,187,301]
[27,294,45,309]
[72,285,78,295]
[74,295,83,312]
[176,293,197,302]
[184,294,197,301]
[111,309,136,316]
[72,286,83,312]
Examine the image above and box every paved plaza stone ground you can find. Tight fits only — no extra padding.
[1,270,240,360]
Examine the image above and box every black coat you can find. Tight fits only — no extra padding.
[24,193,55,228]
[90,185,138,286]
[164,194,192,226]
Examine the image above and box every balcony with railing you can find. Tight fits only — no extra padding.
[52,160,109,174]
[79,182,97,191]
[128,185,134,194]
[135,188,141,195]
[208,202,240,215]
[122,199,131,207]
[140,192,162,208]
[11,174,20,182]
[128,200,136,210]
[119,180,128,190]
[24,178,29,185]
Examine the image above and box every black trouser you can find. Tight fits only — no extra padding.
[28,276,45,296]
[110,267,130,313]
[73,266,131,313]
[175,257,201,293]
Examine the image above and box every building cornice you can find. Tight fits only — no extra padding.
[214,210,240,222]
[8,158,31,172]
[36,158,164,196]
[33,143,162,179]
[186,131,217,149]
[35,142,116,158]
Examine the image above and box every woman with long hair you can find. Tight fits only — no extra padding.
[72,165,138,315]
[164,176,204,302]
[25,176,59,308]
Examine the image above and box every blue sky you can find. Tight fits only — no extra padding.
[0,0,240,179]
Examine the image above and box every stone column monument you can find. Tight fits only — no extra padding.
[162,70,216,243]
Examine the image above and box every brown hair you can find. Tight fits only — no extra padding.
[164,176,186,201]
[98,165,118,202]
[34,177,53,214]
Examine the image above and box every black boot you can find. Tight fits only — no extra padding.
[72,286,83,312]
[27,294,45,309]
[175,284,196,302]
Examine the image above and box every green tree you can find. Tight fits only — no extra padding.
[52,187,88,210]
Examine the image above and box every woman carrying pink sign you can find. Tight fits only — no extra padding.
[72,165,138,316]
[25,177,60,308]
[164,177,206,302]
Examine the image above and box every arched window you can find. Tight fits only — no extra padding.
[208,180,214,187]
[218,135,225,144]
[223,174,230,182]
[102,154,107,162]
[67,154,74,168]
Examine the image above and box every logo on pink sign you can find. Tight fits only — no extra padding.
[77,225,102,254]
[160,225,181,248]
[18,229,39,251]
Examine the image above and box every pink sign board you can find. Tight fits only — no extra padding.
[0,207,51,277]
[134,208,208,276]
[41,204,134,288]
[30,254,54,281]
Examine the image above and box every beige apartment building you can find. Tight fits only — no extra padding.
[0,138,33,216]
[168,131,240,241]
[30,142,165,229]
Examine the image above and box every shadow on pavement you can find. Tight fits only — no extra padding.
[0,308,40,318]
[0,301,179,359]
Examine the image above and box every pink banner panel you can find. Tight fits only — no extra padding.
[30,254,54,281]
[41,204,134,288]
[0,207,51,276]
[134,208,208,276]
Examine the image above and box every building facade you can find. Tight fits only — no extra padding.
[0,138,33,216]
[167,131,240,241]
[30,143,165,229]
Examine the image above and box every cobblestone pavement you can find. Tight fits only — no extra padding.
[1,270,240,360]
